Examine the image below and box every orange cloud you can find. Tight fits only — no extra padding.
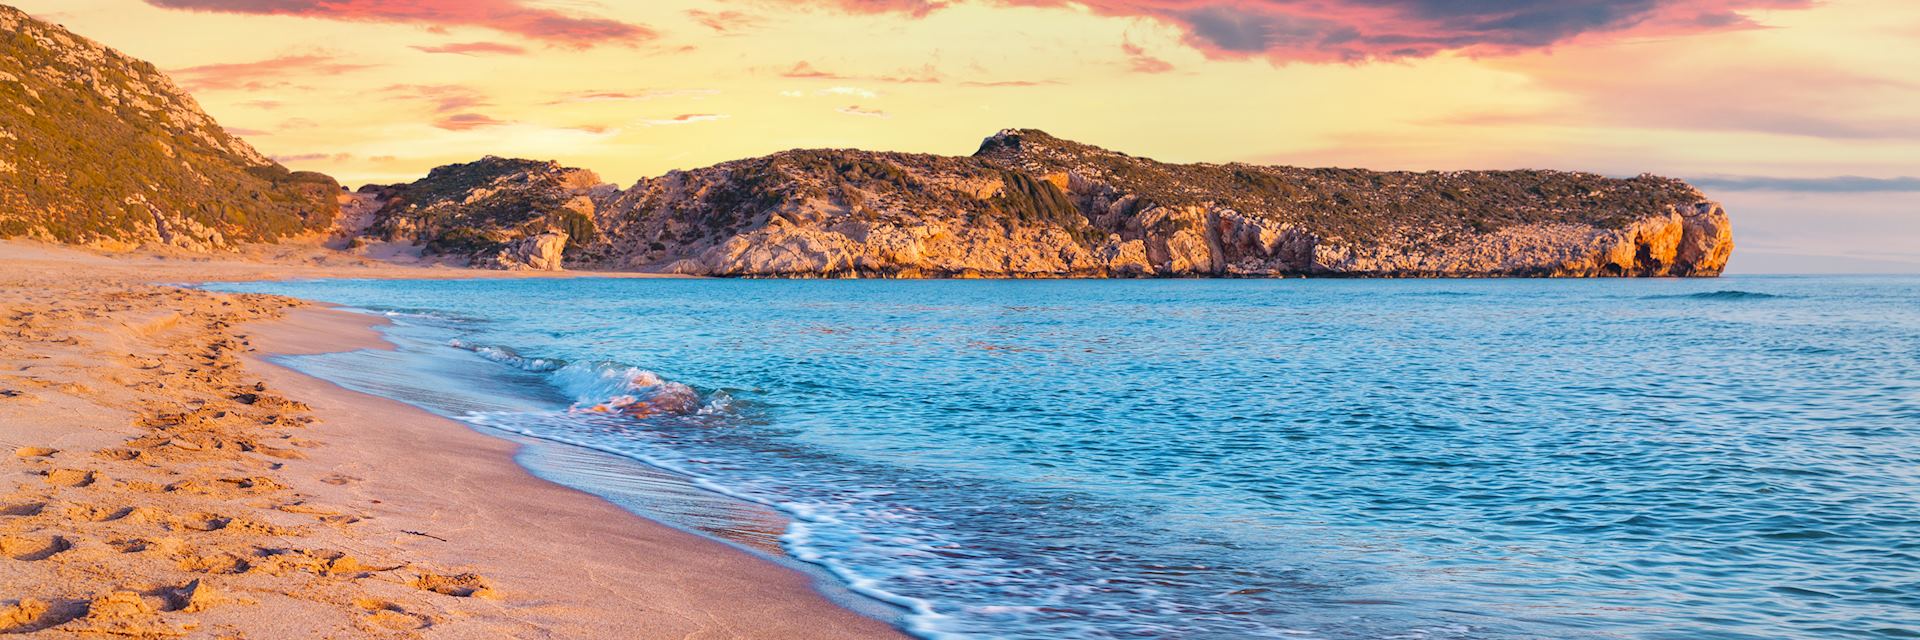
[412,41,527,55]
[643,114,729,126]
[143,0,655,48]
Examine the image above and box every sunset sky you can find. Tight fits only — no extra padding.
[12,0,1918,272]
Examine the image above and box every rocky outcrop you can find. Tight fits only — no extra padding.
[490,232,569,271]
[357,157,606,268]
[0,4,339,250]
[359,130,1732,278]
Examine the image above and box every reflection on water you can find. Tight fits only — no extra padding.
[213,276,1920,640]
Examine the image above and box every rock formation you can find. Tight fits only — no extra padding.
[0,5,339,250]
[358,130,1732,278]
[357,157,606,270]
[491,232,569,271]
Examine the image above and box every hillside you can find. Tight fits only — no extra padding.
[356,130,1732,277]
[0,5,338,251]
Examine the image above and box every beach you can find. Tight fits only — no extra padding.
[0,241,905,638]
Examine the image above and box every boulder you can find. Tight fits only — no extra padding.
[493,232,568,271]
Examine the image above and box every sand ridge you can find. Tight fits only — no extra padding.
[0,241,905,639]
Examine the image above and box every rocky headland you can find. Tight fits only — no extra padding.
[360,130,1731,277]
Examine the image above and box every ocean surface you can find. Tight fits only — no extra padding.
[205,276,1920,640]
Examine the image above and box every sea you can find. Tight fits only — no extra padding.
[203,276,1920,640]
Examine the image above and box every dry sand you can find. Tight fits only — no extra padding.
[0,241,907,638]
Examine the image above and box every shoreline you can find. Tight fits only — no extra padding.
[0,240,905,638]
[242,305,910,638]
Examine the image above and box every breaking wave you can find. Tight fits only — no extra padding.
[448,338,717,416]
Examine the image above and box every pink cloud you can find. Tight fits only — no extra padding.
[382,84,491,113]
[412,41,527,55]
[770,0,1815,63]
[433,113,508,130]
[170,54,377,91]
[781,61,942,84]
[548,89,720,104]
[959,80,1058,87]
[1122,41,1173,74]
[143,0,655,48]
[781,61,846,80]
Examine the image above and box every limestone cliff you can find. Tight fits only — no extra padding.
[359,130,1731,277]
[0,5,340,251]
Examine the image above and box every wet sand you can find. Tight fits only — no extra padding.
[0,241,906,638]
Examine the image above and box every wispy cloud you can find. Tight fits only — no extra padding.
[170,53,376,91]
[781,61,941,84]
[837,105,890,118]
[382,84,491,113]
[643,113,729,126]
[824,86,879,97]
[877,64,941,84]
[143,0,655,48]
[1692,175,1920,193]
[433,113,509,131]
[686,9,764,33]
[959,80,1058,88]
[270,152,354,164]
[781,61,845,80]
[1122,40,1173,74]
[547,89,720,104]
[411,41,527,56]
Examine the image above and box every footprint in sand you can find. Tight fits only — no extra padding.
[92,448,143,462]
[255,548,393,577]
[13,446,58,459]
[353,598,432,631]
[66,504,133,522]
[0,598,87,634]
[0,501,45,517]
[411,572,497,599]
[60,591,183,638]
[175,549,251,575]
[319,473,362,486]
[176,513,231,532]
[106,538,150,553]
[0,534,73,561]
[43,468,97,487]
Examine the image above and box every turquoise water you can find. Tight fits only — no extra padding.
[207,277,1920,639]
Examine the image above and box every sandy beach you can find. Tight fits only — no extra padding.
[0,241,905,638]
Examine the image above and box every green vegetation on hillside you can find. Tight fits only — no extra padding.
[0,9,337,245]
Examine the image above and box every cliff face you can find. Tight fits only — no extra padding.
[0,5,338,251]
[359,129,1731,277]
